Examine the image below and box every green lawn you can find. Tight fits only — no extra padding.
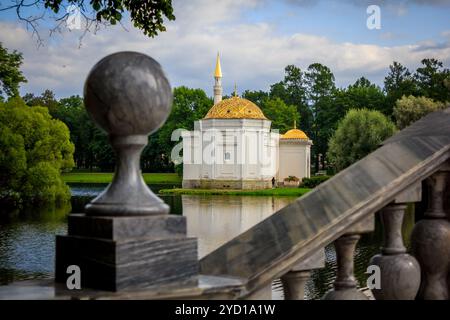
[159,187,311,197]
[62,172,181,184]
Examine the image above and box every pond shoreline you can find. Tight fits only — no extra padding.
[62,172,181,184]
[159,187,311,197]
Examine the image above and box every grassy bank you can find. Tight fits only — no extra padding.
[62,172,181,184]
[159,187,311,197]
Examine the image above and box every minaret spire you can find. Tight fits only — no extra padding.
[294,119,297,129]
[213,52,223,105]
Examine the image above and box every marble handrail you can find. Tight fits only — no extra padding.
[199,107,450,298]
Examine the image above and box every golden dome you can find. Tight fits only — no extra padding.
[204,97,267,120]
[281,128,309,140]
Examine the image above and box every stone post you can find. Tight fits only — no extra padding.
[281,248,325,300]
[322,234,368,300]
[369,203,420,299]
[55,52,198,291]
[281,271,311,300]
[322,214,375,300]
[411,170,450,299]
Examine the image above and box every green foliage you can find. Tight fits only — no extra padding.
[0,97,74,207]
[174,164,183,177]
[242,90,269,106]
[414,58,450,102]
[23,89,59,116]
[43,0,175,37]
[345,77,388,113]
[305,63,337,171]
[384,61,417,114]
[0,43,27,99]
[242,91,298,132]
[259,97,298,133]
[327,109,397,172]
[301,175,330,188]
[384,59,450,114]
[393,95,446,129]
[270,65,310,133]
[143,86,213,172]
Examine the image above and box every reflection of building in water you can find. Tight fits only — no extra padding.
[182,195,295,258]
[182,54,312,190]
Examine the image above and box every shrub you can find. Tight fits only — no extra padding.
[393,95,446,129]
[327,109,397,172]
[175,163,183,177]
[301,175,330,188]
[284,175,299,182]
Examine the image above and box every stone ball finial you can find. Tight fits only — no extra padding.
[84,51,172,136]
[82,52,172,216]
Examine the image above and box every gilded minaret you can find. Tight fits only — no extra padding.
[213,53,223,105]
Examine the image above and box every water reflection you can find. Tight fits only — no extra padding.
[182,195,295,258]
[0,204,69,285]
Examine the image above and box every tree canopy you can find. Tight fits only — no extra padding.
[0,43,27,99]
[0,97,74,208]
[393,95,446,130]
[260,97,299,133]
[327,109,397,172]
[0,0,175,42]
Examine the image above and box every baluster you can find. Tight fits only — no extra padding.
[323,234,368,300]
[281,270,311,300]
[281,248,325,300]
[411,171,450,299]
[369,203,420,299]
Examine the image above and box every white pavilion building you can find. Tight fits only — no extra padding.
[181,54,312,189]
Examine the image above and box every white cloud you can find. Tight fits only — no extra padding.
[0,0,449,98]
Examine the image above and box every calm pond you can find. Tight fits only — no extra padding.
[0,183,415,299]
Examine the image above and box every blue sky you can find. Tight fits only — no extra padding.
[0,0,449,98]
[247,1,449,46]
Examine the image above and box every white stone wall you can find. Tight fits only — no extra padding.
[277,139,312,183]
[182,118,278,186]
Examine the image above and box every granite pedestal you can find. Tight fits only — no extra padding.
[55,214,198,291]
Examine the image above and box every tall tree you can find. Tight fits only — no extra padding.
[242,90,269,106]
[384,61,417,116]
[0,43,27,99]
[345,77,387,114]
[259,97,299,133]
[304,63,336,172]
[52,95,100,170]
[23,89,59,115]
[414,58,450,102]
[270,65,311,134]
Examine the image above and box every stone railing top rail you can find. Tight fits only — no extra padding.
[200,107,450,296]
